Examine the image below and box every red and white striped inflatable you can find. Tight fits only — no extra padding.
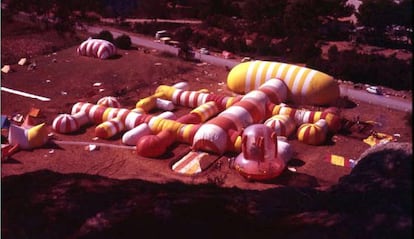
[77,38,117,59]
[52,114,80,134]
[97,96,121,108]
[52,112,90,134]
[192,79,286,154]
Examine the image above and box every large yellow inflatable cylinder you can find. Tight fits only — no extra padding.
[227,60,339,105]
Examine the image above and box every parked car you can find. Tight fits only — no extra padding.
[199,48,209,55]
[222,50,234,59]
[366,86,382,95]
[241,57,252,62]
[155,30,170,40]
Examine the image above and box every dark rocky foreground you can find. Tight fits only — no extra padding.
[2,143,412,239]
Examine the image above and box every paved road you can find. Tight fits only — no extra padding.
[101,18,202,25]
[339,86,412,112]
[86,26,412,112]
[87,26,239,69]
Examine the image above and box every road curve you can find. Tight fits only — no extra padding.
[86,26,412,112]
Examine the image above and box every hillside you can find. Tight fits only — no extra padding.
[1,15,413,239]
[1,16,412,187]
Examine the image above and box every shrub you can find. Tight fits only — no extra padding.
[115,34,132,49]
[93,30,114,43]
[308,50,412,91]
[328,45,339,61]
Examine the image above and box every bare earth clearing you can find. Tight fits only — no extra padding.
[1,21,412,189]
[1,21,412,238]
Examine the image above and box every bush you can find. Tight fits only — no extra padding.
[308,50,412,91]
[115,34,132,49]
[328,45,339,61]
[93,30,114,43]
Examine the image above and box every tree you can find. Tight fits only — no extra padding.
[283,0,354,37]
[357,0,397,32]
[357,0,412,46]
[115,34,132,49]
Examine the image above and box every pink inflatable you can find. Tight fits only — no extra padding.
[77,38,116,59]
[234,124,286,180]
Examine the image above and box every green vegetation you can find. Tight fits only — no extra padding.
[5,0,412,91]
[308,49,412,91]
[114,34,132,49]
[93,30,114,43]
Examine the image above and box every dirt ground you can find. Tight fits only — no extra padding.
[1,21,412,192]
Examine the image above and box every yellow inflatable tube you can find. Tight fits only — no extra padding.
[227,60,339,105]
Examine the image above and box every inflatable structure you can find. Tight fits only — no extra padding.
[227,60,339,105]
[77,38,117,60]
[234,124,286,180]
[52,61,342,180]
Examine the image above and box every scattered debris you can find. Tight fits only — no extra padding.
[55,140,135,150]
[326,154,357,168]
[363,131,396,147]
[93,82,102,87]
[85,144,99,151]
[196,62,207,67]
[154,62,162,66]
[172,151,216,175]
[1,115,11,129]
[61,91,68,95]
[27,62,37,70]
[287,167,297,172]
[1,86,51,101]
[1,65,12,73]
[12,114,24,123]
[18,58,28,66]
[1,144,20,161]
[28,107,41,117]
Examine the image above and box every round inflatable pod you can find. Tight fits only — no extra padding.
[264,114,296,138]
[234,124,286,180]
[97,96,121,108]
[77,38,117,59]
[297,119,328,145]
[52,114,80,134]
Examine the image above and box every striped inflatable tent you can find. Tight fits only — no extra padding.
[264,114,296,138]
[227,60,340,105]
[297,119,328,145]
[77,38,117,60]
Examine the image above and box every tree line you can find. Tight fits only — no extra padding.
[5,0,412,91]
